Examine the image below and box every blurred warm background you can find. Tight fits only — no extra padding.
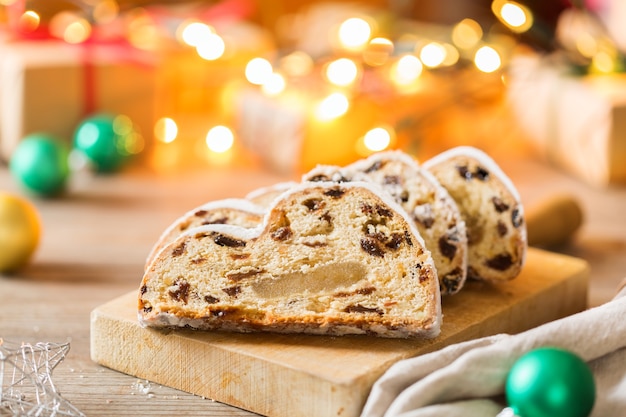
[1,0,625,186]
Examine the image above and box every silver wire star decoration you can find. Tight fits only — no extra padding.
[0,339,84,417]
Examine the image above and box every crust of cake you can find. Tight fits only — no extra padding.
[423,146,527,282]
[144,199,265,269]
[139,181,442,339]
[245,181,298,208]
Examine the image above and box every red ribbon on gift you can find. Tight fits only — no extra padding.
[2,0,255,118]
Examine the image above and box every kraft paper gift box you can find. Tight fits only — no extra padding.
[0,39,157,161]
[508,55,626,187]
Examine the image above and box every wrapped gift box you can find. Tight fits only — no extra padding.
[508,55,626,187]
[236,87,307,174]
[0,38,157,161]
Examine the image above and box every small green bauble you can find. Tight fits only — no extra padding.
[74,114,136,173]
[9,134,69,197]
[506,347,595,417]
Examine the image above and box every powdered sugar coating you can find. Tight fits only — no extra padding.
[245,181,298,208]
[145,198,266,269]
[192,180,435,257]
[423,146,523,212]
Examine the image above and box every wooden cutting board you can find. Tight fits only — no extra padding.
[90,248,589,417]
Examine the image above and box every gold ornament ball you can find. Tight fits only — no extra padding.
[0,192,41,273]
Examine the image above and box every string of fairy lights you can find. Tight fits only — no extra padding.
[2,0,622,168]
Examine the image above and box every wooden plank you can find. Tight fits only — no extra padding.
[90,248,589,417]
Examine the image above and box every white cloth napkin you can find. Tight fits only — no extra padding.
[361,280,626,417]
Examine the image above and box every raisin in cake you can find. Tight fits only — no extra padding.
[303,151,468,295]
[145,198,266,269]
[139,181,441,339]
[423,146,527,282]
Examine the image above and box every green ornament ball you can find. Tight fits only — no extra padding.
[74,114,139,173]
[9,134,70,197]
[506,347,596,417]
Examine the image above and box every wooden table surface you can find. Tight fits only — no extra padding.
[1,153,625,417]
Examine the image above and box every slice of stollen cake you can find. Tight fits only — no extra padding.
[144,198,266,270]
[423,146,527,282]
[303,151,468,295]
[139,181,442,339]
